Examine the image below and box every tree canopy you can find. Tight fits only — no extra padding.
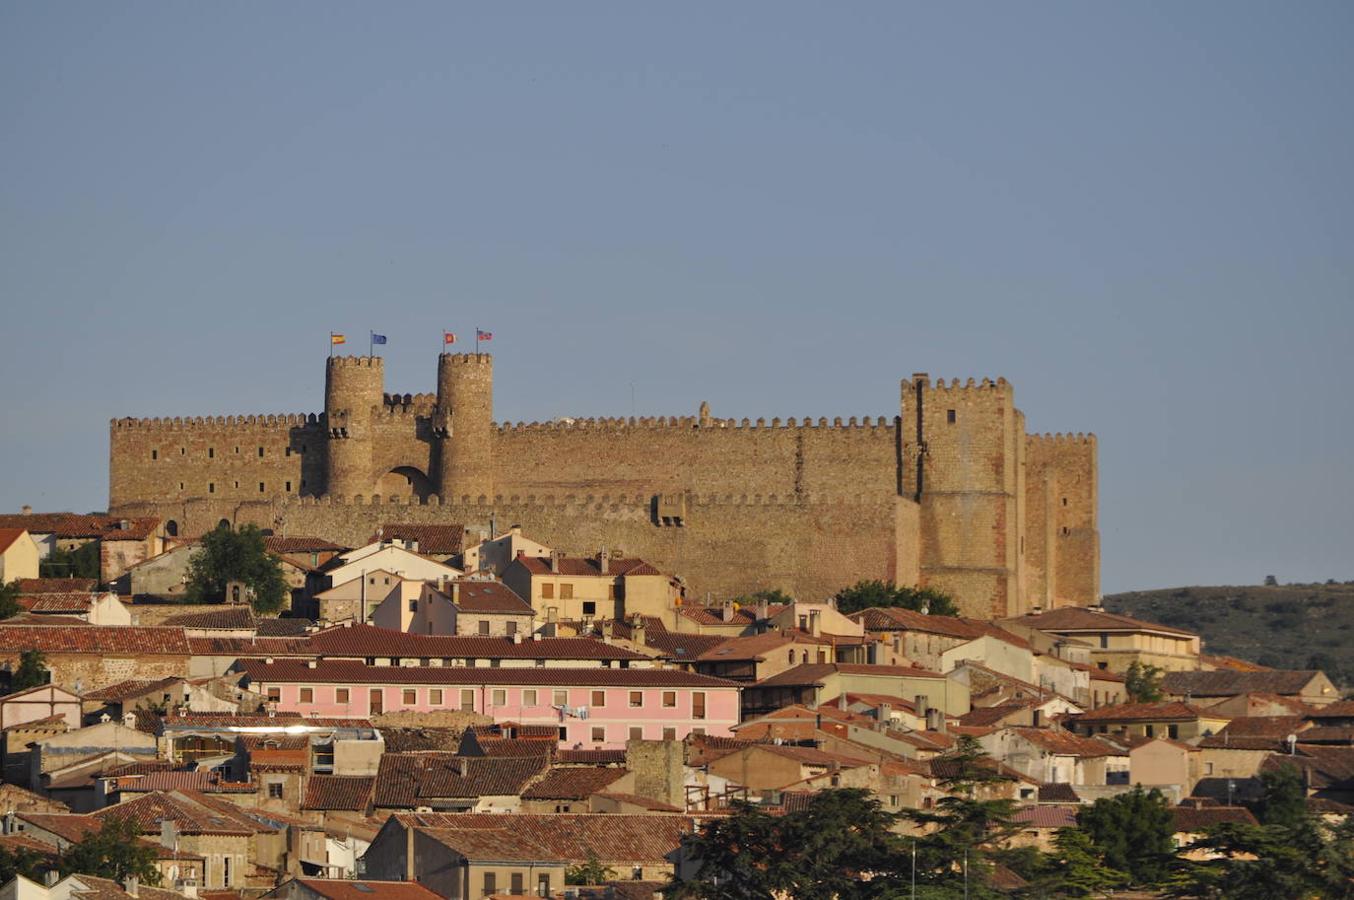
[1076,786,1175,886]
[11,650,49,691]
[0,581,21,621]
[185,523,288,613]
[38,541,101,581]
[1124,660,1166,703]
[59,816,162,885]
[834,579,959,617]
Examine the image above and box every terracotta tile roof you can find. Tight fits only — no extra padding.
[376,524,466,556]
[1005,727,1114,758]
[521,766,628,800]
[105,771,257,794]
[1013,804,1079,828]
[240,658,737,688]
[256,617,315,636]
[0,833,59,856]
[633,631,728,659]
[1310,700,1354,719]
[163,607,257,630]
[0,514,159,541]
[68,875,193,900]
[372,753,547,807]
[187,636,311,656]
[305,624,647,661]
[1263,746,1354,792]
[14,812,102,842]
[592,792,681,812]
[400,812,698,865]
[0,528,31,555]
[557,749,627,765]
[960,702,1034,727]
[753,662,944,688]
[1172,806,1258,832]
[1037,782,1082,803]
[469,738,557,758]
[262,536,346,554]
[1200,653,1272,672]
[677,605,778,627]
[1162,669,1325,698]
[694,632,832,661]
[749,744,874,767]
[84,677,185,702]
[444,581,534,615]
[157,711,373,731]
[1004,607,1197,638]
[851,607,984,638]
[94,789,277,836]
[0,625,190,655]
[516,556,663,578]
[380,727,462,752]
[931,755,1033,783]
[1072,701,1214,723]
[26,594,97,614]
[303,776,375,811]
[15,578,97,594]
[1294,726,1354,744]
[291,880,442,900]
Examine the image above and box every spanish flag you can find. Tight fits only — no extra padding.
[331,333,346,345]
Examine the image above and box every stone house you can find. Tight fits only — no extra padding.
[742,663,969,719]
[1161,669,1341,709]
[30,721,158,809]
[1067,701,1230,742]
[371,753,548,813]
[1126,736,1203,794]
[502,552,680,623]
[17,593,131,627]
[363,812,697,893]
[977,726,1112,786]
[0,687,82,732]
[684,631,839,683]
[0,626,192,695]
[455,526,552,577]
[705,743,876,793]
[1000,607,1201,674]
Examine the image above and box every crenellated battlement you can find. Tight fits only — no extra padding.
[1027,431,1097,445]
[921,376,1012,394]
[494,415,895,432]
[327,355,383,369]
[111,413,321,430]
[288,489,895,510]
[439,352,494,367]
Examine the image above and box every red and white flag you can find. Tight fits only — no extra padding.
[443,332,457,345]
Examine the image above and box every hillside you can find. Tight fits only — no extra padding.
[1104,582,1354,689]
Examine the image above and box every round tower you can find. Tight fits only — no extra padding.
[324,356,384,497]
[434,353,494,503]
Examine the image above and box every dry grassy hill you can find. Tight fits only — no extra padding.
[1104,582,1354,689]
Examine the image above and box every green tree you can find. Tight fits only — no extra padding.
[184,523,287,613]
[11,650,49,691]
[904,736,1018,895]
[565,853,616,885]
[834,579,960,617]
[1254,762,1307,829]
[1076,786,1175,886]
[668,790,903,899]
[1169,819,1330,899]
[730,588,795,607]
[39,541,101,580]
[1124,660,1165,703]
[1030,828,1130,897]
[0,842,45,884]
[59,817,162,885]
[0,581,22,620]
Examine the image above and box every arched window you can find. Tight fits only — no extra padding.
[217,518,231,530]
[787,650,794,664]
[231,585,241,603]
[165,520,179,537]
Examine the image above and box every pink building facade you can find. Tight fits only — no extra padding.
[237,659,739,749]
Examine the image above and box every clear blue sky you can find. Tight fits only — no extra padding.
[2,3,1350,593]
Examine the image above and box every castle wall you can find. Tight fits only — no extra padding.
[108,416,325,512]
[491,416,898,499]
[110,493,913,604]
[106,353,1098,617]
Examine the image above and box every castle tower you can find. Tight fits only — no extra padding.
[433,353,494,502]
[324,356,383,498]
[900,374,1023,619]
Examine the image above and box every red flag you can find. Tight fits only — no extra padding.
[443,332,457,345]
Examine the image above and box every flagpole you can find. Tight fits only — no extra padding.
[329,333,334,358]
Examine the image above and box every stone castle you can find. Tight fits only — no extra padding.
[108,354,1099,617]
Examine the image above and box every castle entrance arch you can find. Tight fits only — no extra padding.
[376,466,435,501]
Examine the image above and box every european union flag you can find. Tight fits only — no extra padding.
[370,333,388,345]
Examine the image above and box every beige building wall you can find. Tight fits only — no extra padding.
[0,532,40,583]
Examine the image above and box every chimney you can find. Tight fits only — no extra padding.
[159,819,177,850]
[512,631,522,644]
[124,876,139,897]
[457,757,469,777]
[926,708,945,732]
[20,505,31,516]
[405,819,416,881]
[837,693,847,712]
[451,582,460,603]
[809,611,822,637]
[915,695,929,719]
[878,702,892,722]
[549,550,565,574]
[721,602,734,624]
[601,620,615,642]
[632,617,647,648]
[598,549,609,575]
[122,712,136,729]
